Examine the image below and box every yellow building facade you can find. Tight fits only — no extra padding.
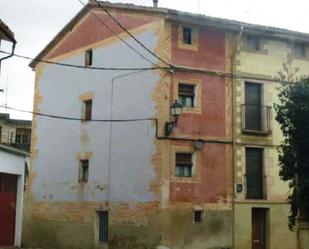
[234,34,309,249]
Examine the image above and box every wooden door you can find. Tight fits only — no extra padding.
[252,208,267,249]
[245,82,262,130]
[0,173,17,246]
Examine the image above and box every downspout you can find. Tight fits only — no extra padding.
[231,25,243,249]
[0,41,16,74]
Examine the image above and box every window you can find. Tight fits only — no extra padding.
[79,159,89,182]
[85,49,93,66]
[10,132,14,143]
[98,211,108,242]
[246,35,260,51]
[15,128,31,144]
[83,99,92,121]
[194,210,203,223]
[178,83,195,108]
[175,153,193,177]
[245,148,264,199]
[0,126,2,143]
[295,43,306,58]
[182,27,192,45]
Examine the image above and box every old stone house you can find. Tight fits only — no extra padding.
[25,1,309,249]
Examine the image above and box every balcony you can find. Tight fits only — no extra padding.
[244,174,267,200]
[241,104,272,135]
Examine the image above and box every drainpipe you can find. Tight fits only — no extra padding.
[107,70,147,212]
[0,40,16,75]
[231,25,243,249]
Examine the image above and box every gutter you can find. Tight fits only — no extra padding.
[0,40,16,73]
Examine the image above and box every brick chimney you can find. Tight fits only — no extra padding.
[153,0,158,8]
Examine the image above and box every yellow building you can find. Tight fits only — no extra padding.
[233,30,309,249]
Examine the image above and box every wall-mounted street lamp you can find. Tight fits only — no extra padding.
[165,100,183,136]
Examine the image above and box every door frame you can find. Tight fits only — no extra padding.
[252,207,269,249]
[0,148,27,247]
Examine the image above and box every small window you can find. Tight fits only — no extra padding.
[83,99,92,121]
[175,153,193,177]
[246,35,260,51]
[178,83,195,108]
[85,49,93,66]
[10,132,14,143]
[183,27,192,45]
[194,210,203,223]
[79,159,89,182]
[98,211,108,242]
[295,43,306,58]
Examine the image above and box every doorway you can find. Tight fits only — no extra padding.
[0,173,17,246]
[252,208,268,249]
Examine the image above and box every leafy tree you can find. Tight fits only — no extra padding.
[274,64,309,230]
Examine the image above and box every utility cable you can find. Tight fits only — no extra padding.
[0,50,168,71]
[77,0,164,68]
[0,104,155,122]
[1,50,291,84]
[94,0,172,68]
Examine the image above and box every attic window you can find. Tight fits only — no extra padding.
[183,27,192,45]
[246,35,260,51]
[85,49,93,66]
[295,43,306,58]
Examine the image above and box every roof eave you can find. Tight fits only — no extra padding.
[29,4,90,68]
[0,144,29,157]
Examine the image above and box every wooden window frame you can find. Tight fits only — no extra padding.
[175,152,193,177]
[85,48,93,67]
[174,79,201,114]
[79,159,89,182]
[83,99,92,121]
[178,25,199,51]
[170,145,201,183]
[178,83,195,108]
[245,147,266,200]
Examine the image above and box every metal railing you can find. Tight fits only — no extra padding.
[241,104,272,135]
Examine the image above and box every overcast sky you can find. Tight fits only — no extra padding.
[1,0,309,120]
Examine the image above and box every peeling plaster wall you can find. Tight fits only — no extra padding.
[25,11,234,249]
[31,30,159,203]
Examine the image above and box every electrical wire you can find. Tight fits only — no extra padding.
[1,49,290,84]
[77,0,164,68]
[94,0,172,68]
[0,104,155,122]
[0,50,168,71]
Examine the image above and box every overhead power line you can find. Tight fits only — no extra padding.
[2,48,290,84]
[77,0,164,68]
[0,50,168,71]
[0,104,155,122]
[94,0,172,67]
